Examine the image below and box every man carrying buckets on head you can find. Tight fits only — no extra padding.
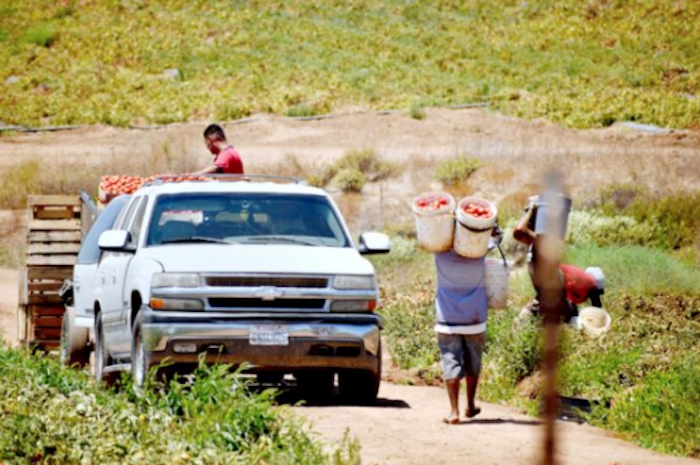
[413,192,502,424]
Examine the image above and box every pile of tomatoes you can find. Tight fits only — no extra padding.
[461,202,493,219]
[98,174,213,203]
[414,194,452,212]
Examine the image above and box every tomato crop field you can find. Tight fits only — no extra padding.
[0,0,698,129]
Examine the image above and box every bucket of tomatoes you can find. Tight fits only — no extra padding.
[453,196,498,258]
[412,192,456,252]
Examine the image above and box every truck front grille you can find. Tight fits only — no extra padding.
[206,276,329,288]
[208,298,326,309]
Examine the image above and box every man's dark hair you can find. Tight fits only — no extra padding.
[203,124,226,141]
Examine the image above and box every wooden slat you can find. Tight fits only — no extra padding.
[28,220,81,231]
[27,267,73,280]
[28,231,82,243]
[34,208,79,220]
[28,294,64,305]
[28,282,65,293]
[28,243,81,255]
[28,195,80,207]
[32,327,62,340]
[33,316,63,328]
[28,305,65,317]
[27,255,76,266]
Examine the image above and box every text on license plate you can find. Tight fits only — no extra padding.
[249,325,289,346]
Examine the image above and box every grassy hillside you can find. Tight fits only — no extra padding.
[0,0,698,128]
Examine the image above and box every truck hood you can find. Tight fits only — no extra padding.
[141,244,375,275]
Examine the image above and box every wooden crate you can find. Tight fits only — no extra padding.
[21,195,82,351]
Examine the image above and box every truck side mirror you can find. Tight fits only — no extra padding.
[357,232,391,255]
[98,230,131,251]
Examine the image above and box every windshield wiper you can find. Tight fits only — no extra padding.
[160,236,230,245]
[241,235,318,246]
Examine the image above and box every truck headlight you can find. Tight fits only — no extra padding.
[333,275,375,290]
[151,273,201,288]
[330,300,377,312]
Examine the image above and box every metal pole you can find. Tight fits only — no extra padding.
[533,171,567,465]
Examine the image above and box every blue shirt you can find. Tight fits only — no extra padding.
[434,251,488,334]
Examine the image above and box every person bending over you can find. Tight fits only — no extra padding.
[193,123,244,175]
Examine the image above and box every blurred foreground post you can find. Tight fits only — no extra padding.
[533,171,567,465]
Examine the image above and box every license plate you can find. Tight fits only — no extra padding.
[249,325,289,346]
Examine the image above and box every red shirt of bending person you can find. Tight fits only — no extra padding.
[193,124,244,175]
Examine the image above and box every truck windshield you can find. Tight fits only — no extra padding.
[146,193,349,248]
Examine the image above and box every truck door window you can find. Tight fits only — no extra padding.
[128,198,149,247]
[115,197,142,231]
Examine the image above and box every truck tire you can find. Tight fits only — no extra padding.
[94,315,118,386]
[59,306,90,368]
[296,370,335,404]
[338,341,382,405]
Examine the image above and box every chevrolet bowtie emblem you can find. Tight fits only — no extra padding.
[255,287,284,301]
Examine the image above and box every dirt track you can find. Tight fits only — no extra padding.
[1,109,699,464]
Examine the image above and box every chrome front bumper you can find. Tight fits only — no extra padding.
[140,309,382,371]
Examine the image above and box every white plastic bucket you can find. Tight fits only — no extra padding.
[412,192,455,253]
[453,197,497,258]
[578,306,611,337]
[485,258,510,309]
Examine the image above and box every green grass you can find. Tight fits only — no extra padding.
[372,239,700,458]
[0,0,698,128]
[0,347,359,464]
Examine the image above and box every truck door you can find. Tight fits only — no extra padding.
[101,196,144,358]
[113,197,149,355]
[74,195,131,322]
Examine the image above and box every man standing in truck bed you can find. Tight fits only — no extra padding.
[193,123,245,175]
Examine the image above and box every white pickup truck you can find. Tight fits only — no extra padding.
[87,176,390,402]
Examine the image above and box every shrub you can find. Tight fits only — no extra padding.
[0,347,359,464]
[409,101,426,120]
[310,149,400,189]
[287,103,318,118]
[332,168,366,193]
[600,353,700,458]
[20,23,57,47]
[432,156,482,186]
[566,210,655,247]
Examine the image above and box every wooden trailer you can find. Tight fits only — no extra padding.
[18,194,95,350]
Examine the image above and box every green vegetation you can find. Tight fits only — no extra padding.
[432,155,483,186]
[1,1,698,128]
[373,213,700,457]
[0,347,359,464]
[308,148,400,192]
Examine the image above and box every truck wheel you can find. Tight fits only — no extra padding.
[338,342,382,405]
[60,306,90,368]
[94,316,118,386]
[338,369,380,405]
[131,325,151,389]
[296,370,334,404]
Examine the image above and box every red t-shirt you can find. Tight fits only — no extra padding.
[214,146,244,174]
[559,264,597,305]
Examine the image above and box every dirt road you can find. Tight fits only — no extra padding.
[1,109,699,464]
[297,382,698,465]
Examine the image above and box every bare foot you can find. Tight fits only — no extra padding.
[443,413,460,425]
[466,407,481,419]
